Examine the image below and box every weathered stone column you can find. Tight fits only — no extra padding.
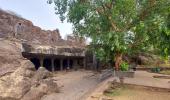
[51,58,55,72]
[83,58,86,69]
[40,57,44,67]
[60,59,63,71]
[73,59,78,70]
[67,59,70,69]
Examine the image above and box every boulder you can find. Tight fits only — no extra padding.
[21,60,35,71]
[33,67,52,82]
[22,66,59,100]
[0,61,58,100]
[22,78,59,100]
[0,62,33,99]
[21,83,48,100]
[42,78,59,93]
[0,38,61,100]
[0,74,32,100]
[0,40,33,100]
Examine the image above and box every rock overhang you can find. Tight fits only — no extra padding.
[22,43,86,57]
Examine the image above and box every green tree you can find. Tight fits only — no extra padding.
[48,0,170,70]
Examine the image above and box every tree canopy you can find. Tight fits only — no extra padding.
[48,0,170,70]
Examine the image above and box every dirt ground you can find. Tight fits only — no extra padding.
[41,71,170,100]
[104,84,170,100]
[86,71,170,100]
[110,88,170,100]
[124,71,170,88]
[41,70,100,100]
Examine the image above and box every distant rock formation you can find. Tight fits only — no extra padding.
[0,9,85,47]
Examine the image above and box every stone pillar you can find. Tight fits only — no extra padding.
[83,58,86,69]
[73,59,78,70]
[60,59,63,71]
[51,58,55,72]
[40,57,44,67]
[67,59,70,70]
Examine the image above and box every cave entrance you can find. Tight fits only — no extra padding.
[63,59,74,70]
[63,59,67,70]
[69,59,73,69]
[30,58,40,70]
[54,59,60,71]
[43,58,52,71]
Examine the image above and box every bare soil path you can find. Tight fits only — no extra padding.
[41,70,100,100]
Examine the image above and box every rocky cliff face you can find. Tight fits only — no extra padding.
[0,9,85,47]
[0,39,59,100]
[0,39,23,77]
[0,9,59,44]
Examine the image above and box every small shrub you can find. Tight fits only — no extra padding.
[120,61,129,71]
[151,67,161,73]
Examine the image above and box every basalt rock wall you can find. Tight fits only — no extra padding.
[0,9,62,44]
[0,9,85,47]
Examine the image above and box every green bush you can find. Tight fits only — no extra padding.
[120,61,129,71]
[151,67,161,73]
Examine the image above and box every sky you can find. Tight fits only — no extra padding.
[0,0,73,38]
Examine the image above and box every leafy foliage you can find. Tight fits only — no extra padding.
[48,0,170,69]
[120,61,129,71]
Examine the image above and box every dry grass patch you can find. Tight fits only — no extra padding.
[104,83,170,100]
[159,70,170,75]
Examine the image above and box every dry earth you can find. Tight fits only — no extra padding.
[107,87,170,100]
[86,71,170,100]
[41,70,100,100]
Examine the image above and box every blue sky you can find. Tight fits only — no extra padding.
[0,0,72,38]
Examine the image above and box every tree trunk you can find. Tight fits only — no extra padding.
[114,53,122,71]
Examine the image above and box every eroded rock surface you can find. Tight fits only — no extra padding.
[0,9,85,47]
[0,39,59,100]
[22,67,58,100]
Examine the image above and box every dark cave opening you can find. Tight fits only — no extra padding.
[69,59,73,69]
[63,59,68,70]
[63,59,73,70]
[30,58,40,70]
[54,59,60,71]
[43,58,52,71]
